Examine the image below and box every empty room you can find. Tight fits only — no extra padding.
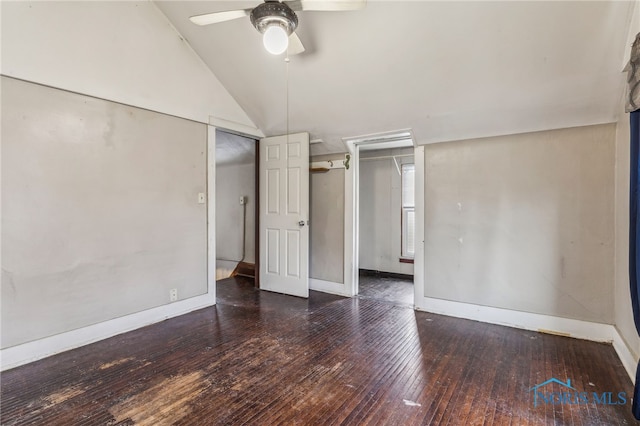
[2,1,640,424]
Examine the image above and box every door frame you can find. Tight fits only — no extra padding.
[208,118,265,302]
[343,135,424,304]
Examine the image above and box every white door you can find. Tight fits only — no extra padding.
[259,132,309,298]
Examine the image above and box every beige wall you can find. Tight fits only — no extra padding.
[1,78,207,348]
[0,0,256,353]
[310,154,345,284]
[422,124,616,323]
[359,149,414,275]
[216,163,256,265]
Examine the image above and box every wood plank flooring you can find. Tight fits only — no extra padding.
[1,276,636,425]
[358,271,414,306]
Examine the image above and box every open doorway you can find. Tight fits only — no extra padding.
[215,129,258,284]
[357,147,415,305]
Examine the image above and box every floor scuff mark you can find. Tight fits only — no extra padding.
[403,399,421,407]
[110,371,205,425]
[99,357,134,370]
[45,386,85,405]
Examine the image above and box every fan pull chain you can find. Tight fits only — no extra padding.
[285,53,290,141]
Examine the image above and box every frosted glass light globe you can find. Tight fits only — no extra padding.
[263,25,289,55]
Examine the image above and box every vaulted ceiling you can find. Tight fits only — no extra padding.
[156,1,636,155]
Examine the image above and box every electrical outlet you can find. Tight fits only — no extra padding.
[169,288,178,302]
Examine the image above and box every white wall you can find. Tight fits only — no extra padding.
[359,149,414,276]
[422,124,615,324]
[216,163,256,265]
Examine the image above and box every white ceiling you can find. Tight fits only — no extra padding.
[156,1,636,155]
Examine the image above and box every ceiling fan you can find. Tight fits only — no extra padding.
[189,0,366,56]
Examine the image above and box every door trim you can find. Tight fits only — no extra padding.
[254,139,260,288]
[209,126,260,291]
[344,138,420,302]
[207,125,217,300]
[208,116,264,139]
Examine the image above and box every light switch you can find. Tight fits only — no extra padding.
[198,193,206,204]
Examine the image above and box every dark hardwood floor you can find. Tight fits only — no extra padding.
[358,271,414,306]
[1,276,636,425]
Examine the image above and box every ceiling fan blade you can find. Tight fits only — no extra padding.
[286,0,366,12]
[189,9,252,26]
[288,32,306,55]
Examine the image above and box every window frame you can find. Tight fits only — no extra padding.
[400,162,415,259]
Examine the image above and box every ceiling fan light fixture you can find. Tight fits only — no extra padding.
[263,25,289,55]
[250,1,298,55]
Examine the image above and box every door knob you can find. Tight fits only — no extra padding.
[298,220,306,227]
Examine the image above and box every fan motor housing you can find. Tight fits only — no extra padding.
[250,1,298,35]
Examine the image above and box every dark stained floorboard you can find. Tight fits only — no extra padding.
[1,276,636,425]
[358,271,414,306]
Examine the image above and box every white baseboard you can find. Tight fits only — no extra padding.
[417,296,640,383]
[0,293,215,372]
[6,289,636,384]
[415,296,614,342]
[612,327,638,384]
[416,296,640,383]
[310,278,350,297]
